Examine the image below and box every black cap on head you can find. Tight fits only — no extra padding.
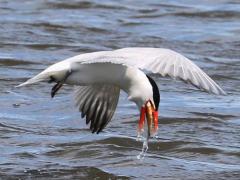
[146,75,160,110]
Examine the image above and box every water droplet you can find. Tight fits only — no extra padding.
[13,103,20,108]
[137,136,149,160]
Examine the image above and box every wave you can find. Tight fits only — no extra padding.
[133,10,240,19]
[44,1,129,11]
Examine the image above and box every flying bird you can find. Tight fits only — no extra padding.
[17,48,226,136]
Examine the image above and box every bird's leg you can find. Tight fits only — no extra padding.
[51,82,63,98]
[50,70,72,98]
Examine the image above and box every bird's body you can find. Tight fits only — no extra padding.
[18,47,226,135]
[67,63,153,108]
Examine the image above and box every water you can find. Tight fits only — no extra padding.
[0,0,240,179]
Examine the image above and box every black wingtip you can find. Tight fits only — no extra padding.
[81,112,86,118]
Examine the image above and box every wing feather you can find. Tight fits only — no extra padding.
[74,85,120,133]
[70,47,225,95]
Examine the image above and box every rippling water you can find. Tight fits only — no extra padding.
[0,0,240,179]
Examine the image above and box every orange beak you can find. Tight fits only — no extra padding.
[138,100,158,137]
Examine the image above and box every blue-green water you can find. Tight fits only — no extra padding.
[0,0,240,179]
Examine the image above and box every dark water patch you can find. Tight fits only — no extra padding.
[1,166,129,180]
[0,6,14,11]
[44,148,80,158]
[97,136,141,149]
[0,58,38,66]
[203,57,239,66]
[44,140,108,158]
[227,151,240,157]
[118,18,153,27]
[0,122,34,133]
[160,116,223,124]
[85,26,111,34]
[12,152,36,159]
[57,128,84,133]
[191,112,236,121]
[174,10,240,19]
[200,126,233,134]
[44,1,93,9]
[122,115,232,127]
[0,42,69,50]
[81,136,195,153]
[74,148,102,159]
[27,22,67,30]
[149,140,194,152]
[28,22,111,34]
[8,22,68,34]
[70,44,110,53]
[207,49,240,60]
[0,0,240,179]
[137,8,159,14]
[177,146,222,155]
[52,136,140,151]
[51,140,95,150]
[132,10,240,19]
[0,78,25,83]
[17,142,42,147]
[209,74,238,81]
[24,43,68,50]
[203,171,240,180]
[45,1,129,11]
[149,2,192,9]
[131,13,166,19]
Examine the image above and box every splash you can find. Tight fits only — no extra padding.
[137,135,149,160]
[137,122,158,160]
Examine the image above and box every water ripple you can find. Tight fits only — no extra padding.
[0,0,239,179]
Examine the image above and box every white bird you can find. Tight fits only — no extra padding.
[18,47,226,136]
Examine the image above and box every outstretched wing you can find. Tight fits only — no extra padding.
[74,85,120,133]
[69,47,225,95]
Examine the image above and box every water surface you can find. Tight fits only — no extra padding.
[0,0,240,179]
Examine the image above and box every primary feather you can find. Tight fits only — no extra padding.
[74,85,120,133]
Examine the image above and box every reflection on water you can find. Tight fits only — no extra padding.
[0,0,240,179]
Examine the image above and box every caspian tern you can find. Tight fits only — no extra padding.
[17,47,226,137]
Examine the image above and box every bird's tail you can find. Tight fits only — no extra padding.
[16,71,50,87]
[16,59,71,88]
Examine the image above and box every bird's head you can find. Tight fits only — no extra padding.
[138,75,160,137]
